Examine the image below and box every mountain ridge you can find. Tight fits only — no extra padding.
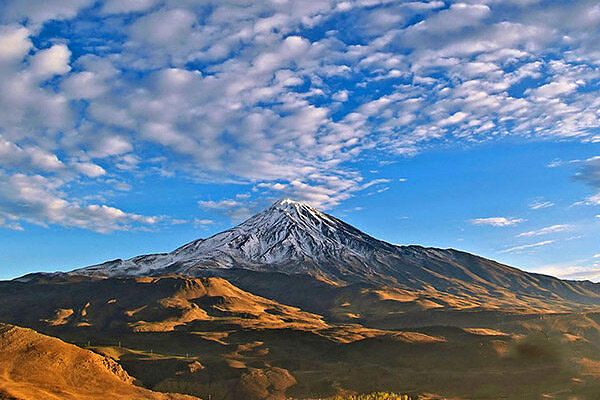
[6,201,600,400]
[0,323,199,400]
[65,199,600,311]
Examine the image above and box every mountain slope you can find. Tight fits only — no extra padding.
[0,275,328,335]
[6,200,600,400]
[71,199,600,309]
[75,199,400,283]
[0,323,199,400]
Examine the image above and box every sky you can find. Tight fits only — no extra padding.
[0,0,599,281]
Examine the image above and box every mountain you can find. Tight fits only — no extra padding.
[75,198,399,283]
[0,275,444,400]
[72,199,600,310]
[0,323,199,400]
[6,275,595,400]
[7,200,600,400]
[0,275,327,335]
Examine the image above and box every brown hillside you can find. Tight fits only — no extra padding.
[0,275,329,334]
[0,323,199,400]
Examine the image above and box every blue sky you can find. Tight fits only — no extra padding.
[0,0,599,280]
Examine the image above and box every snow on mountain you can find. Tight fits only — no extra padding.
[75,199,402,282]
[72,199,600,306]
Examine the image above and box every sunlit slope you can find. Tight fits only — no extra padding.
[0,323,199,400]
[0,275,328,334]
[0,274,439,344]
[4,276,600,399]
[7,200,600,399]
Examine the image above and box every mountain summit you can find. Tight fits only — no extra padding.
[73,199,600,307]
[76,198,400,282]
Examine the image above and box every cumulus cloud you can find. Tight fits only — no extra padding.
[0,172,157,232]
[470,217,525,227]
[198,199,242,210]
[0,28,73,150]
[0,0,94,26]
[528,79,580,98]
[405,3,491,37]
[100,0,158,15]
[252,35,310,72]
[0,25,31,62]
[72,162,106,178]
[29,44,71,77]
[62,71,106,99]
[129,8,197,46]
[198,199,253,221]
[1,0,600,229]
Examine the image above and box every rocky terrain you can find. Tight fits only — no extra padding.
[4,200,600,400]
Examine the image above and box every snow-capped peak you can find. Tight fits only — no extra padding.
[173,198,352,260]
[263,199,325,222]
[75,198,394,281]
[262,198,316,219]
[68,199,600,307]
[271,198,305,208]
[70,199,581,302]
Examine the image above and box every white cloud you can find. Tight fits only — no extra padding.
[26,147,64,171]
[29,44,71,77]
[528,79,580,98]
[193,218,214,226]
[257,182,288,191]
[537,254,600,281]
[198,199,253,221]
[0,29,74,152]
[87,136,133,159]
[253,35,311,72]
[517,224,571,237]
[0,137,24,166]
[587,193,600,205]
[361,178,392,189]
[129,8,196,46]
[438,111,469,126]
[500,240,555,254]
[405,3,491,36]
[73,162,106,178]
[0,172,157,233]
[0,0,94,26]
[0,25,31,63]
[1,0,600,230]
[100,0,157,15]
[0,217,23,231]
[529,200,554,210]
[198,199,241,210]
[62,71,106,99]
[470,217,525,227]
[332,90,349,102]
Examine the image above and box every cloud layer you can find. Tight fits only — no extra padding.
[1,0,600,230]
